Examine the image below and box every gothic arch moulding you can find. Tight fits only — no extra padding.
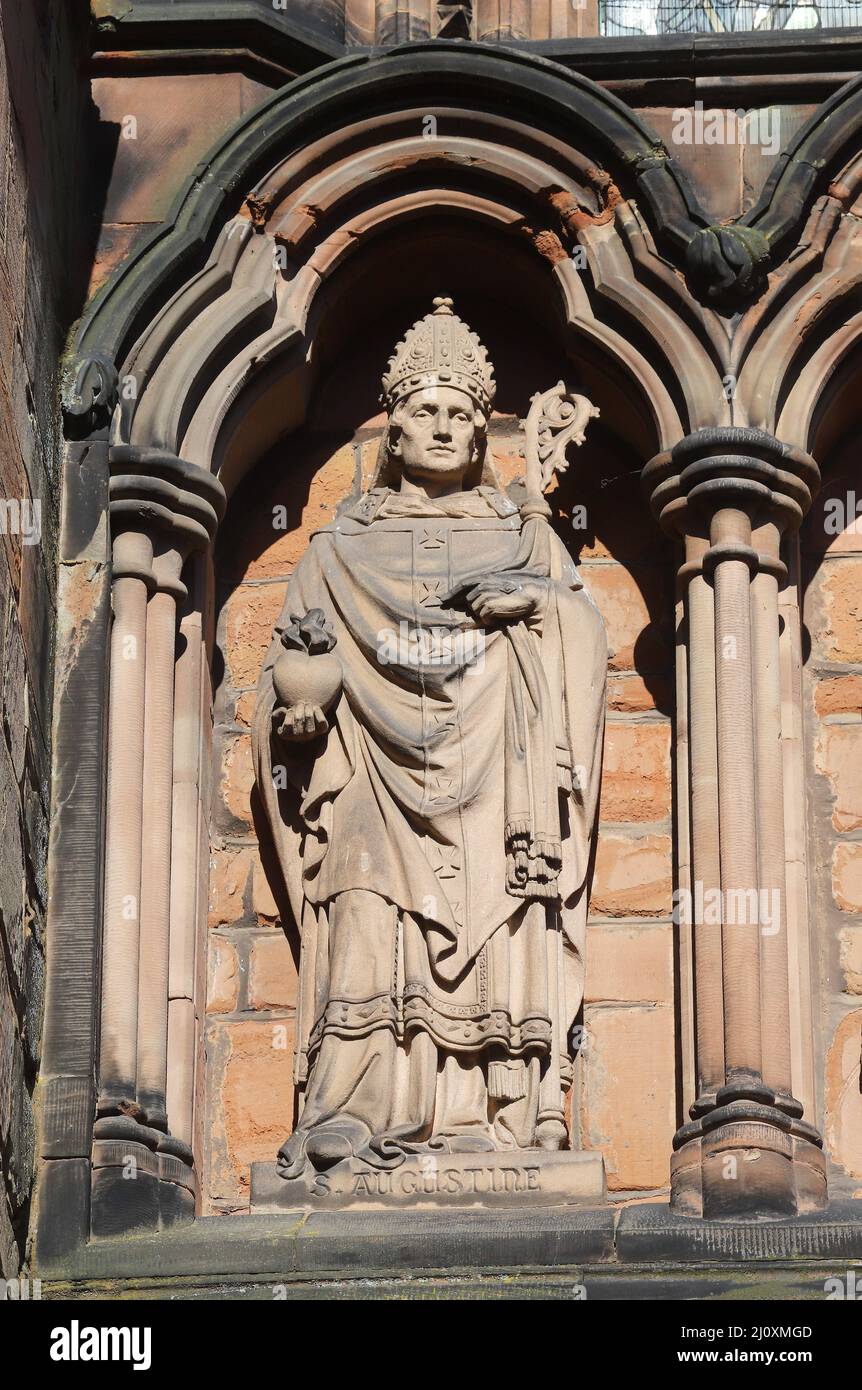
[38,40,862,1272]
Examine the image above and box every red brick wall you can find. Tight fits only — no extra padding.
[802,440,862,1197]
[570,456,677,1195]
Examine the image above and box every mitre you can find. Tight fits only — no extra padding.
[381,296,496,413]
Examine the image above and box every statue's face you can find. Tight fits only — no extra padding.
[393,386,479,484]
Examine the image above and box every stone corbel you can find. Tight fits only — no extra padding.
[644,427,826,1219]
[61,352,119,442]
[92,446,225,1236]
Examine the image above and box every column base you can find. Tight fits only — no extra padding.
[671,1110,827,1219]
[91,1116,196,1235]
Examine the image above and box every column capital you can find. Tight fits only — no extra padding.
[109,445,227,553]
[643,427,820,544]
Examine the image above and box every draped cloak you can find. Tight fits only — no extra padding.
[252,485,607,1153]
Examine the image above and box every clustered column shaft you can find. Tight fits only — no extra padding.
[684,544,724,1104]
[98,529,152,1118]
[644,427,826,1218]
[92,448,225,1235]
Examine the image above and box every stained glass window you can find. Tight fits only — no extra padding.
[600,0,862,34]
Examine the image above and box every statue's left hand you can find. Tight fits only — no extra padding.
[462,575,549,623]
[274,702,329,742]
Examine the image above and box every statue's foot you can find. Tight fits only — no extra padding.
[276,1129,308,1178]
[437,1131,497,1154]
[305,1127,352,1170]
[279,1117,369,1176]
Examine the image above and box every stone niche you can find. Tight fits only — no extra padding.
[204,241,677,1214]
[37,39,862,1291]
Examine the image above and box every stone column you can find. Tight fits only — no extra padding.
[644,427,826,1218]
[167,557,207,1155]
[97,526,153,1124]
[475,1,532,40]
[377,0,433,43]
[92,447,225,1235]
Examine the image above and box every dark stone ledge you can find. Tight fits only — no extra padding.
[32,1200,862,1288]
[38,1264,859,1299]
[91,3,862,94]
[616,1200,862,1263]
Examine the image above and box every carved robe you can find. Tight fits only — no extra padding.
[252,484,606,1171]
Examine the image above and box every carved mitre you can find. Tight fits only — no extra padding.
[381,296,496,413]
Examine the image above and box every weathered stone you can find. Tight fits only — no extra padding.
[225,443,357,584]
[581,1003,676,1192]
[92,73,246,225]
[584,563,671,673]
[811,558,862,664]
[833,841,862,914]
[21,927,43,1073]
[590,832,673,918]
[600,722,671,823]
[804,472,862,556]
[816,726,862,832]
[208,846,255,929]
[19,541,54,737]
[815,674,862,716]
[825,1010,862,1180]
[839,929,862,996]
[248,932,297,1011]
[0,1187,17,1279]
[0,738,24,986]
[222,583,286,692]
[607,672,668,713]
[88,223,144,300]
[213,732,256,837]
[585,922,674,1005]
[233,689,258,730]
[207,936,240,1015]
[205,1018,297,1212]
[1,597,25,783]
[0,949,14,1151]
[251,856,279,922]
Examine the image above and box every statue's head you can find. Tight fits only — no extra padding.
[373,298,498,490]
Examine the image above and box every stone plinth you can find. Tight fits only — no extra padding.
[250,1150,606,1212]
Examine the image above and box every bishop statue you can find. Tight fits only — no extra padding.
[252,298,607,1179]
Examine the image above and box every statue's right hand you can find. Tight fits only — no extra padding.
[274,702,329,742]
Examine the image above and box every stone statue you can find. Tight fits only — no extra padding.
[252,298,607,1191]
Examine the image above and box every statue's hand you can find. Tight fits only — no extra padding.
[274,702,329,742]
[463,575,549,624]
